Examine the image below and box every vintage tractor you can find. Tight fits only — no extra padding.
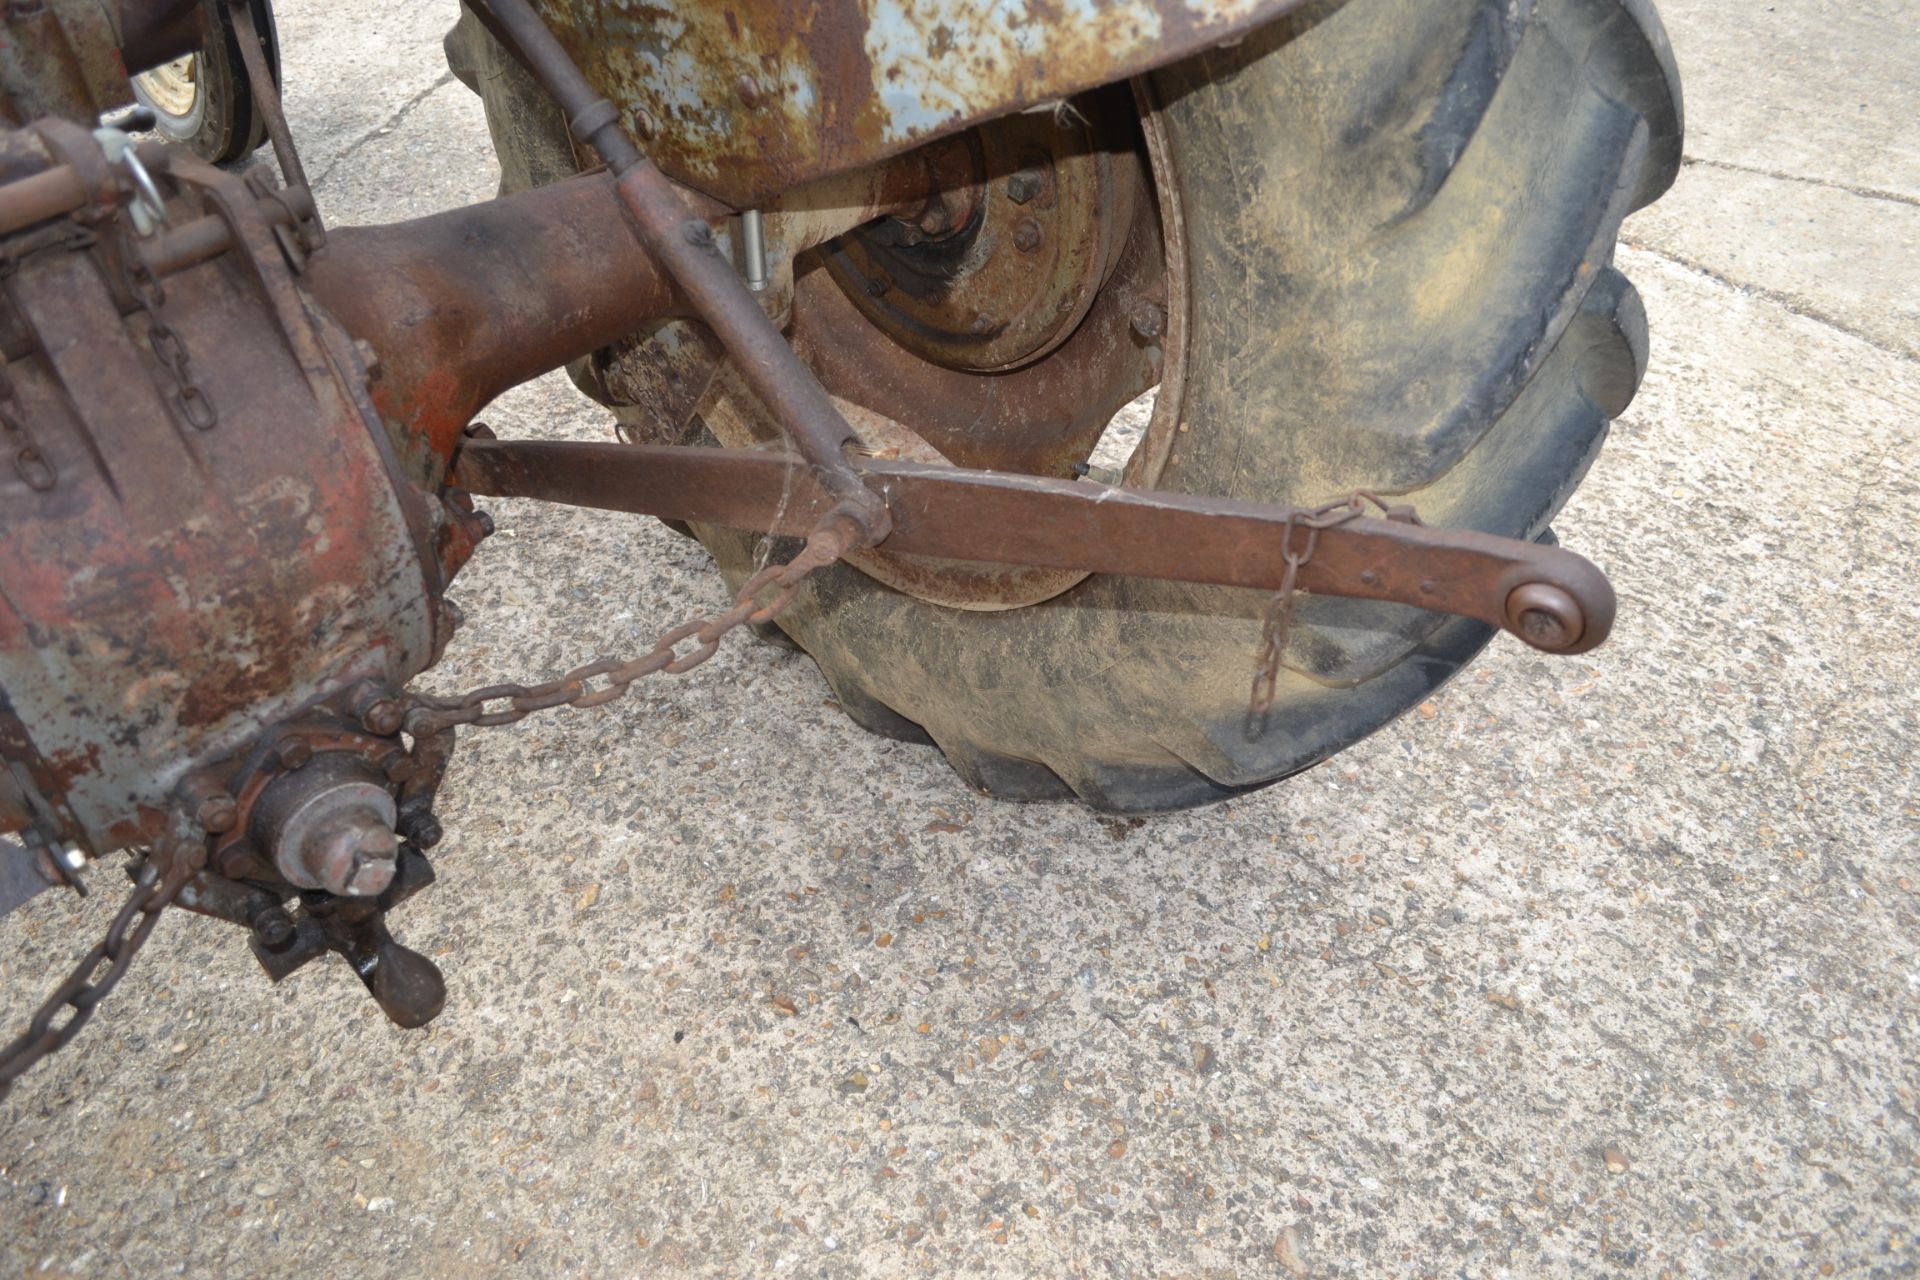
[0,0,1680,1092]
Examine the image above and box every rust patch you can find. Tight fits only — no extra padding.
[533,0,1308,206]
[0,148,435,853]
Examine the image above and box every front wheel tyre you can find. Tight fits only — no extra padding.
[132,0,280,165]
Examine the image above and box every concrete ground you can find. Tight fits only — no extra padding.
[4,2,1918,1276]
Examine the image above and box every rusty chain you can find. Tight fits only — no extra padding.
[120,238,218,432]
[0,477,1417,1093]
[0,352,55,491]
[0,513,852,1099]
[1246,491,1425,736]
[0,810,205,1102]
[402,521,851,737]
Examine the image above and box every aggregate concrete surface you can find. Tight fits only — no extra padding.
[4,2,1917,1276]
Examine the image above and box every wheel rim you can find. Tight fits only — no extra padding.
[135,56,201,123]
[824,111,1125,375]
[701,85,1187,610]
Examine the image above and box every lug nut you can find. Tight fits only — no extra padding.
[1012,218,1044,253]
[1129,301,1166,340]
[276,738,312,771]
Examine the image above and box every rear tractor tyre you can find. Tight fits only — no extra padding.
[457,0,1683,813]
[703,0,1682,811]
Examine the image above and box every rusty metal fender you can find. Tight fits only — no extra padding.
[524,0,1311,206]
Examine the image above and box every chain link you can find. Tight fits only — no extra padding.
[1246,492,1425,736]
[0,810,205,1101]
[0,352,55,491]
[121,243,217,432]
[0,513,847,1098]
[404,531,843,737]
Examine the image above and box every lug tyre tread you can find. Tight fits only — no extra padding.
[719,0,1681,813]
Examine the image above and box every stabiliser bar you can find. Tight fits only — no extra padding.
[453,439,1615,656]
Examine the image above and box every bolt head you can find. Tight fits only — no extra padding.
[401,812,444,850]
[916,199,955,237]
[1504,582,1584,652]
[1005,169,1045,205]
[1518,608,1572,648]
[307,811,399,897]
[1012,218,1044,253]
[1129,301,1165,340]
[195,792,238,834]
[251,906,295,948]
[276,739,313,771]
[360,697,404,738]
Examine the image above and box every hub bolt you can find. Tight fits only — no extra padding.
[251,754,400,897]
[1006,168,1046,205]
[1012,218,1044,253]
[306,810,399,897]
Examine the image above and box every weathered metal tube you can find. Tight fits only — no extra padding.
[0,164,87,236]
[304,171,680,474]
[304,147,942,480]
